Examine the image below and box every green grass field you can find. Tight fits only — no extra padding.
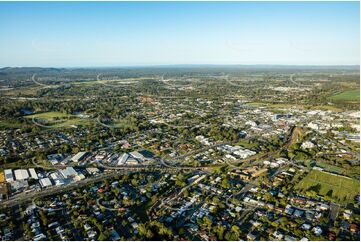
[25,111,91,128]
[330,89,360,102]
[0,120,23,128]
[100,118,137,130]
[295,170,359,204]
[25,111,71,119]
[315,162,345,174]
[25,111,138,129]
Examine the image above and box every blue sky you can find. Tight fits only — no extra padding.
[0,1,359,67]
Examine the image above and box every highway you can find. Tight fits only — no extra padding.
[289,74,310,88]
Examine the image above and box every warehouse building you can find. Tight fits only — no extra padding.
[71,152,87,163]
[14,169,29,180]
[50,172,65,186]
[117,153,130,166]
[130,151,145,161]
[39,178,52,188]
[28,168,38,180]
[59,167,78,179]
[4,169,14,182]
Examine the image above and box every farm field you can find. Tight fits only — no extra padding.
[330,89,360,102]
[295,170,360,204]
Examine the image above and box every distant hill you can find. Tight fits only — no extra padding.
[0,65,359,79]
[0,67,65,74]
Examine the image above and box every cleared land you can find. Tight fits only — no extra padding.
[330,89,360,102]
[295,170,360,204]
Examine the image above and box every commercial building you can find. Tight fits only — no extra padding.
[11,180,28,191]
[130,151,145,162]
[28,168,38,180]
[126,157,139,165]
[86,167,100,175]
[50,172,65,186]
[47,154,64,165]
[251,168,268,178]
[117,153,130,166]
[59,167,78,179]
[4,169,14,182]
[39,178,52,188]
[71,152,87,163]
[14,169,29,180]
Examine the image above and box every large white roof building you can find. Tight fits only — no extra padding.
[39,178,52,188]
[71,152,87,163]
[59,167,78,179]
[28,168,38,180]
[50,172,65,186]
[117,153,130,166]
[14,169,29,180]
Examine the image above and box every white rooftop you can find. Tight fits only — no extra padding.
[28,168,38,179]
[4,169,14,182]
[60,167,78,178]
[39,178,52,188]
[14,169,29,180]
[71,152,87,162]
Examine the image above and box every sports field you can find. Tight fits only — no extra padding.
[330,89,360,102]
[25,111,71,119]
[295,170,359,204]
[25,111,91,128]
